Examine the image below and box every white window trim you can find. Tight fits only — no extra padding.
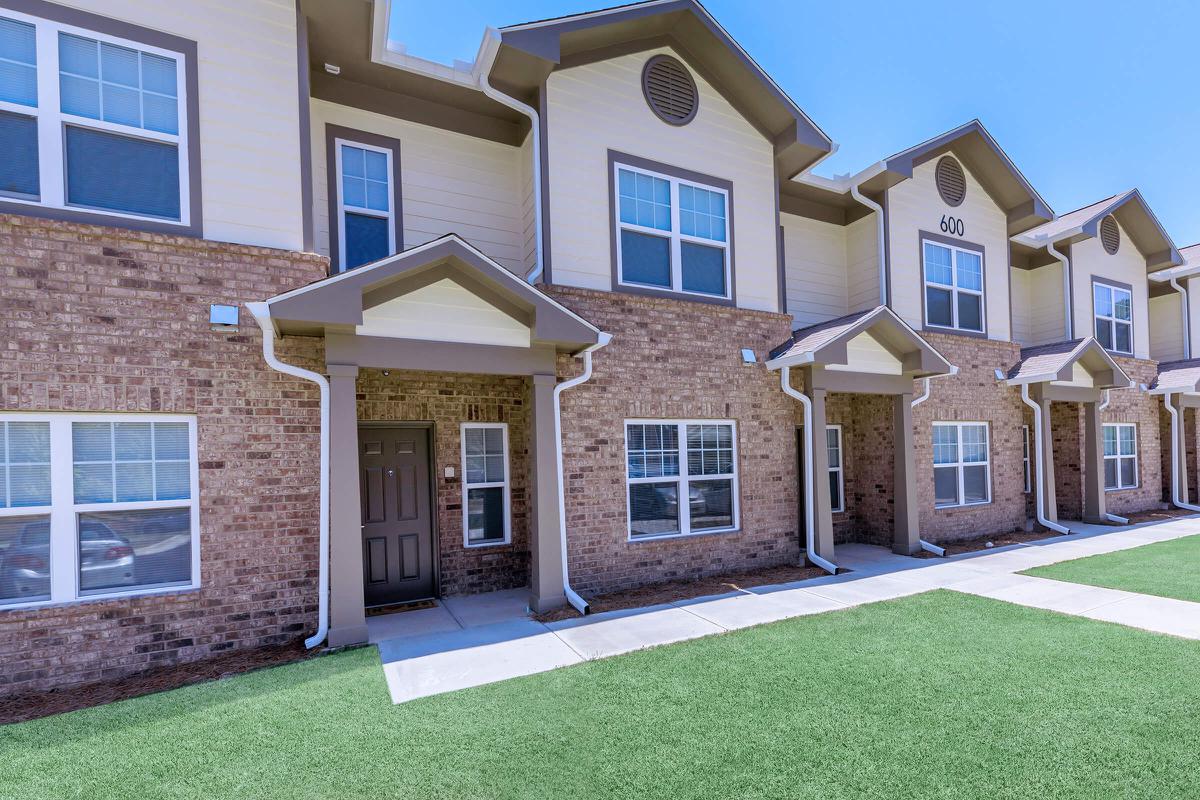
[460,422,511,548]
[932,421,991,509]
[334,137,396,273]
[612,161,731,300]
[1022,425,1031,494]
[827,424,845,514]
[1103,422,1139,491]
[1093,282,1134,356]
[0,412,200,611]
[624,419,740,542]
[922,239,985,333]
[0,8,190,226]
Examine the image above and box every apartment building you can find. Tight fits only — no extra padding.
[1,0,1196,698]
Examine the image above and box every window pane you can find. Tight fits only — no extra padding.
[101,83,140,128]
[9,465,50,507]
[73,422,112,462]
[679,184,725,242]
[155,462,189,501]
[0,514,51,605]
[466,486,505,543]
[685,424,732,476]
[7,421,49,463]
[620,229,671,288]
[957,292,983,331]
[154,423,189,461]
[955,250,982,291]
[1094,285,1112,318]
[141,53,177,97]
[1104,459,1117,489]
[343,212,390,269]
[65,126,180,220]
[464,428,485,457]
[680,241,726,296]
[618,169,670,231]
[0,111,38,198]
[963,465,988,504]
[826,428,840,468]
[828,470,842,512]
[934,466,959,506]
[60,73,100,118]
[629,481,680,538]
[1114,322,1131,354]
[115,422,152,461]
[1095,318,1113,350]
[58,33,97,77]
[1103,426,1118,457]
[960,425,988,463]
[926,287,953,327]
[1118,426,1136,455]
[631,424,680,478]
[1113,290,1132,322]
[0,16,37,107]
[114,462,153,502]
[78,508,191,594]
[483,427,503,455]
[932,426,958,464]
[74,463,113,504]
[484,455,504,483]
[923,243,953,284]
[464,455,485,484]
[1119,457,1136,488]
[690,479,733,530]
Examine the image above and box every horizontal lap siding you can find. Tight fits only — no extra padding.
[1070,219,1150,359]
[1028,262,1066,346]
[781,213,847,327]
[1149,294,1184,363]
[846,214,881,314]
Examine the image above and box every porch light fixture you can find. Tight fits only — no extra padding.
[209,304,239,332]
[993,368,1006,381]
[324,63,341,75]
[740,348,757,364]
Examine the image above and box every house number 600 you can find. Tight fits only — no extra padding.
[940,215,965,236]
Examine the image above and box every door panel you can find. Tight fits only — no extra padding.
[360,427,434,605]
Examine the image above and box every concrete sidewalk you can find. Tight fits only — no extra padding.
[378,515,1200,703]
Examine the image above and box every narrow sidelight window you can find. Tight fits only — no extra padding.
[827,425,844,513]
[1022,425,1031,494]
[336,140,395,270]
[923,240,984,333]
[1103,423,1138,490]
[614,161,730,299]
[461,424,510,547]
[933,422,990,508]
[1094,282,1133,355]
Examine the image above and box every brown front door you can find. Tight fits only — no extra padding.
[359,426,435,606]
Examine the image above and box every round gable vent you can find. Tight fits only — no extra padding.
[935,156,967,207]
[1100,214,1120,254]
[642,55,698,126]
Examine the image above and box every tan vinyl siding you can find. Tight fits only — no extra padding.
[846,214,881,313]
[545,46,779,311]
[310,98,526,275]
[1010,268,1032,345]
[1028,262,1066,346]
[519,131,537,275]
[781,213,847,327]
[886,156,1012,341]
[53,0,305,250]
[1189,277,1200,357]
[1069,218,1150,359]
[1149,293,1185,362]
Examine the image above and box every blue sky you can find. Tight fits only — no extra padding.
[391,0,1200,245]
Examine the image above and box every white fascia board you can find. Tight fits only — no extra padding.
[765,351,815,371]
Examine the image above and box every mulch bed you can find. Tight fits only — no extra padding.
[1120,507,1197,525]
[1,639,316,725]
[912,529,1064,558]
[534,562,829,623]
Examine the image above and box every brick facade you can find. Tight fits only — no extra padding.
[0,215,327,698]
[825,393,895,546]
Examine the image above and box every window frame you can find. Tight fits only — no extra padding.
[324,124,403,273]
[1022,425,1031,494]
[1092,279,1134,356]
[459,422,511,548]
[1103,422,1139,491]
[827,424,845,514]
[624,419,740,541]
[608,151,734,305]
[334,137,396,272]
[920,234,987,336]
[0,4,197,234]
[932,421,992,509]
[0,412,200,611]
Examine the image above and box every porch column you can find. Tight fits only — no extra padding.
[892,392,921,555]
[326,363,368,648]
[1033,387,1059,523]
[1082,400,1107,523]
[805,382,836,566]
[529,373,566,612]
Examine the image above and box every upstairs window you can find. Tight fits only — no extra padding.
[922,239,984,333]
[613,160,731,300]
[336,140,395,270]
[1094,281,1133,355]
[0,9,192,228]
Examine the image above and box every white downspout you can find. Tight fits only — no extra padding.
[1163,392,1200,512]
[1046,241,1073,340]
[247,303,331,649]
[849,182,887,307]
[477,30,544,285]
[1019,383,1071,535]
[779,367,838,575]
[553,333,613,613]
[910,366,959,555]
[1095,387,1131,524]
[1169,277,1192,360]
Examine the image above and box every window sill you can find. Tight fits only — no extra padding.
[0,583,200,613]
[464,539,511,549]
[614,282,735,308]
[934,500,993,512]
[1104,486,1140,493]
[922,324,989,340]
[628,526,739,543]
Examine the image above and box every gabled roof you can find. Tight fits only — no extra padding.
[492,0,833,177]
[1150,359,1200,395]
[1012,190,1182,272]
[766,306,954,378]
[1006,338,1131,389]
[264,235,602,352]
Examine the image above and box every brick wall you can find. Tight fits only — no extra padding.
[0,215,327,697]
[355,369,531,596]
[1050,400,1085,520]
[546,286,802,595]
[826,393,895,546]
[1096,358,1163,516]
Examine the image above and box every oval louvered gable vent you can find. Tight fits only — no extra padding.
[935,156,967,207]
[642,55,698,126]
[1100,214,1120,254]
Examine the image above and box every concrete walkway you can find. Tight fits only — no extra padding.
[377,516,1200,703]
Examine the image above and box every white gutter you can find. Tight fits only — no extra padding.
[911,365,961,408]
[1169,277,1192,360]
[554,333,614,613]
[476,29,544,285]
[1162,392,1200,512]
[1045,240,1073,340]
[246,302,331,649]
[779,367,837,575]
[1019,383,1071,535]
[1097,387,1130,524]
[849,179,887,307]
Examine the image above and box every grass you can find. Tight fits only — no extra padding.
[1024,533,1200,603]
[3,590,1200,800]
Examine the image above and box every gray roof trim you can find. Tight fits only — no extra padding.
[1150,358,1200,394]
[1005,337,1131,389]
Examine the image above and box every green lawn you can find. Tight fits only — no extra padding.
[1024,533,1200,603]
[3,591,1200,800]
